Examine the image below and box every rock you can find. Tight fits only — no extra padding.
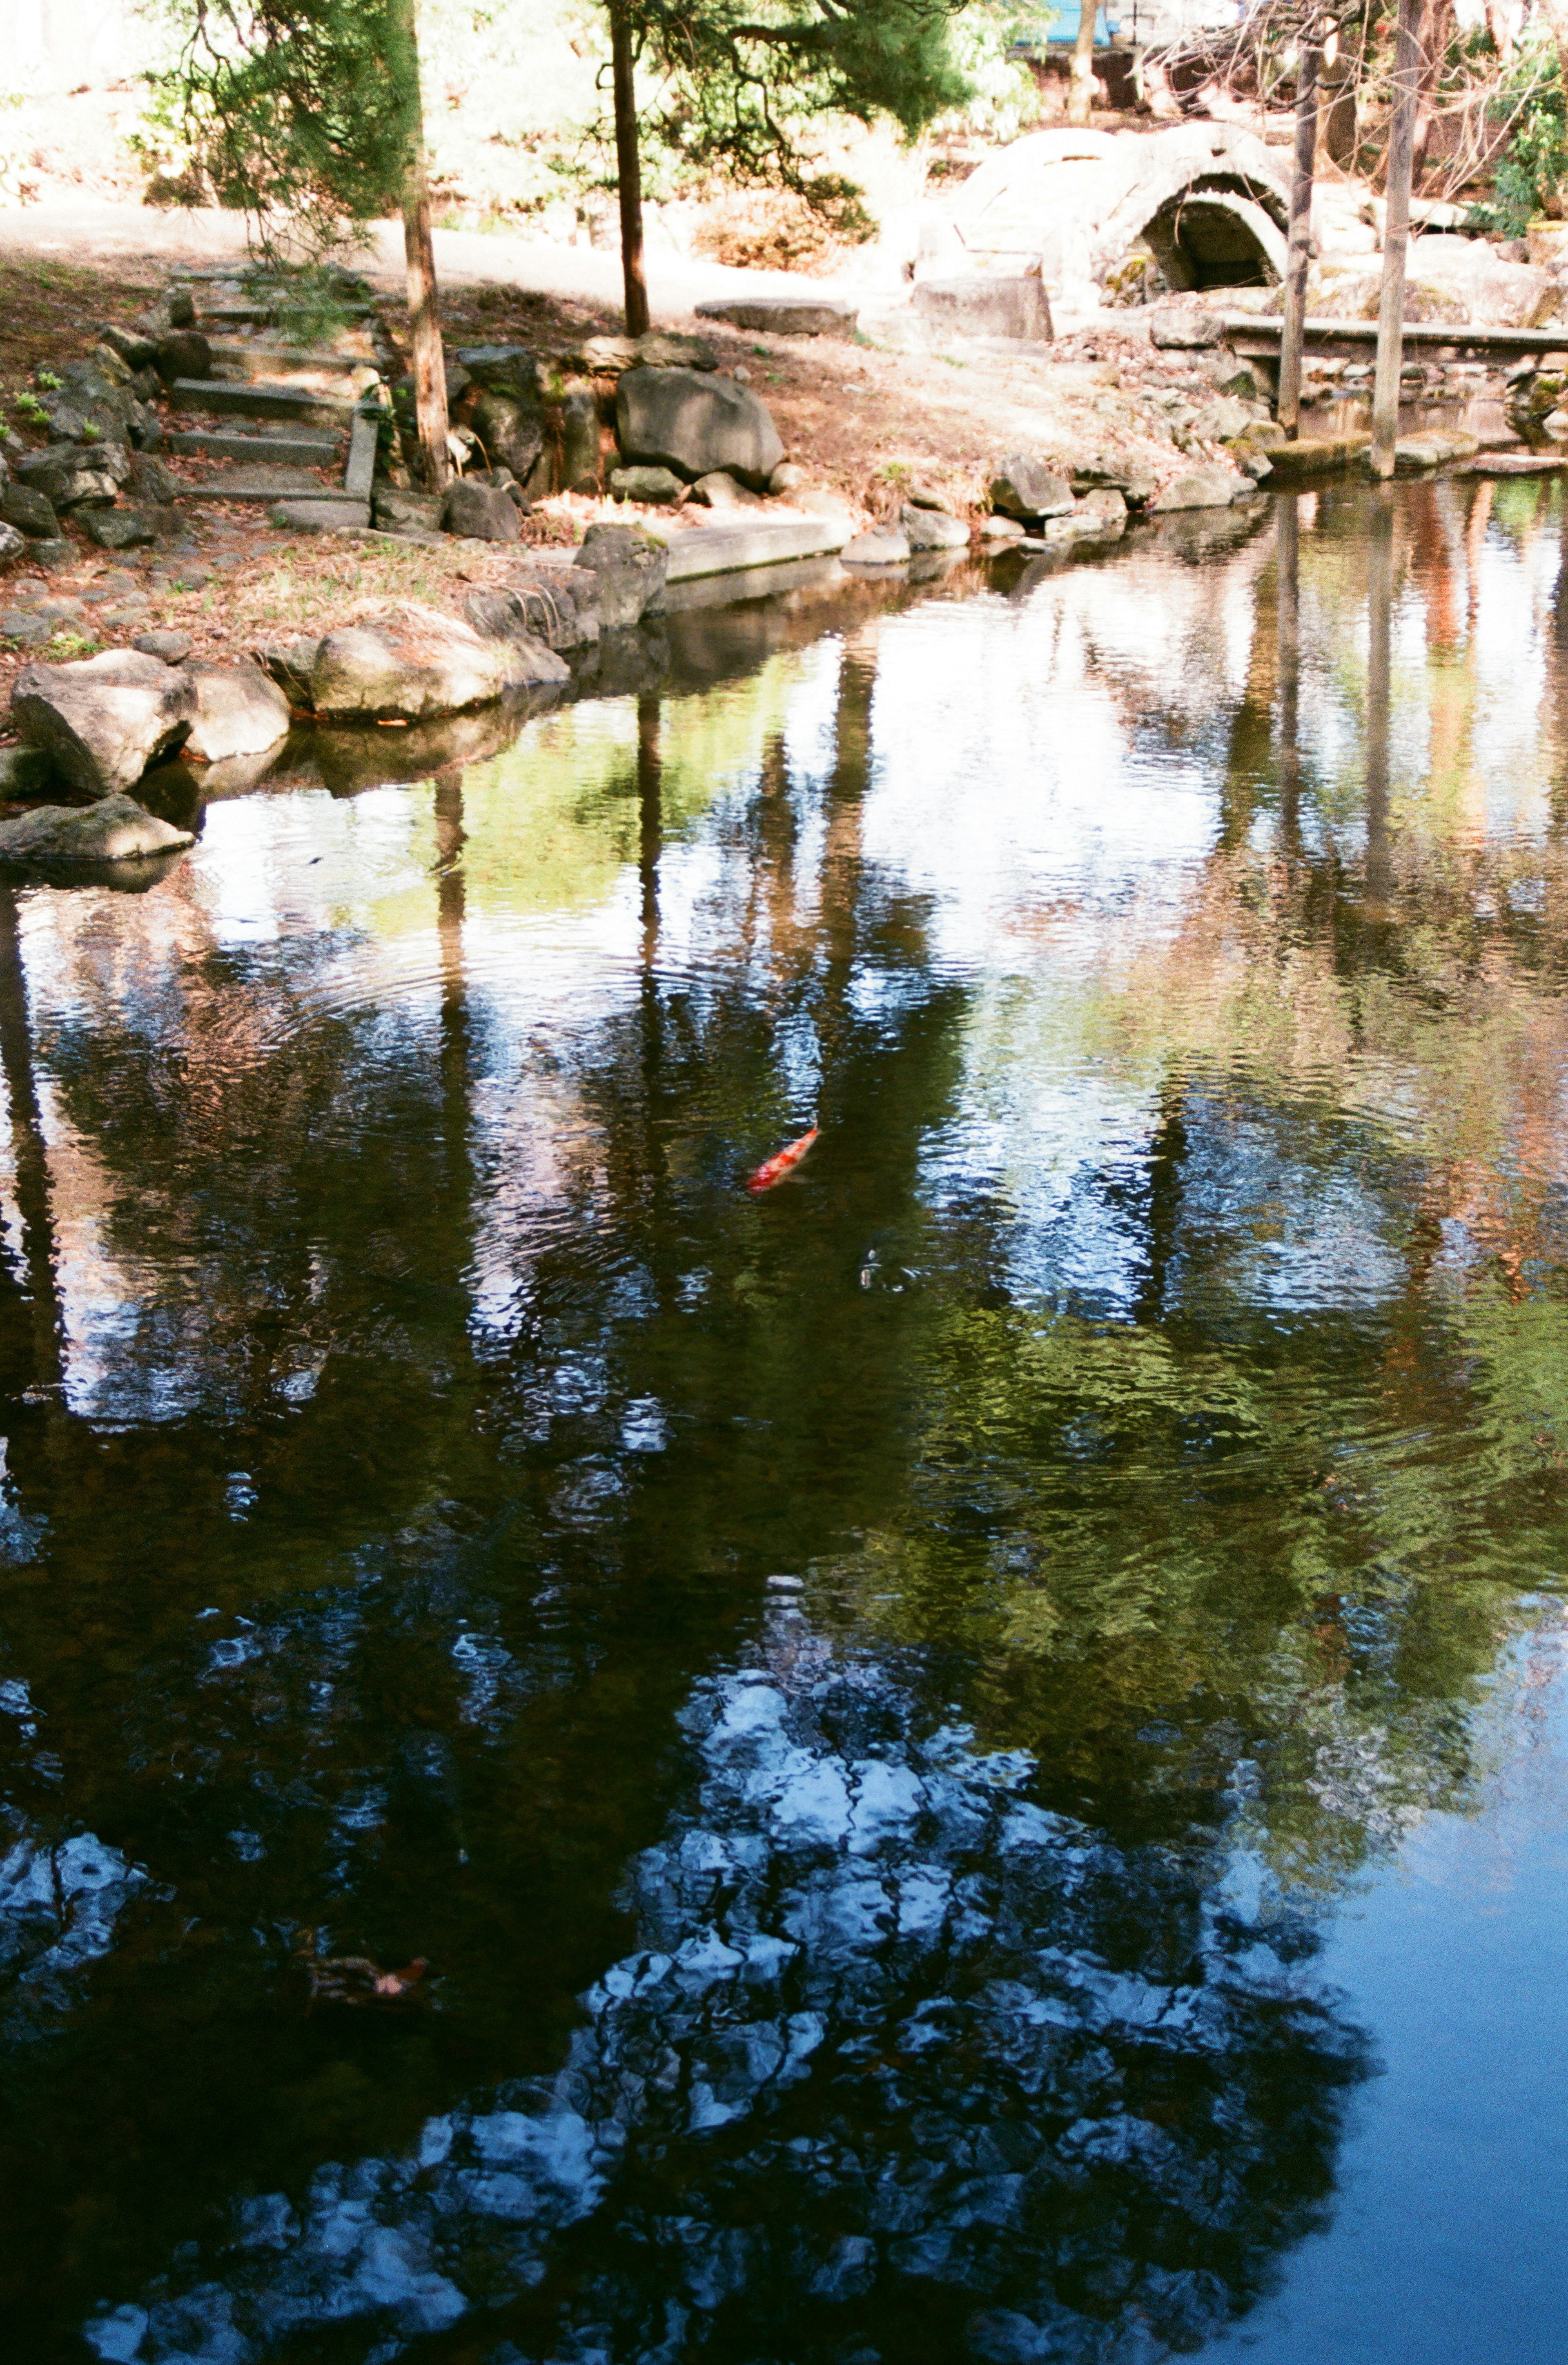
[900,503,969,550]
[1,484,61,539]
[560,384,601,492]
[988,456,1075,520]
[310,601,568,720]
[269,498,371,533]
[128,451,181,506]
[769,460,806,495]
[690,470,766,510]
[99,324,160,372]
[1543,409,1568,443]
[133,630,194,663]
[1077,486,1128,528]
[9,651,198,795]
[636,331,718,371]
[2,613,52,646]
[1393,427,1481,470]
[82,508,159,551]
[610,465,685,504]
[0,793,194,866]
[464,384,546,481]
[28,540,75,575]
[372,487,445,535]
[464,573,599,652]
[16,441,133,509]
[252,635,321,705]
[695,295,858,337]
[573,521,669,629]
[576,335,640,376]
[1193,396,1254,441]
[616,366,784,490]
[980,514,1025,541]
[0,747,52,796]
[441,478,523,542]
[452,345,540,392]
[167,287,197,329]
[0,521,24,570]
[180,660,292,760]
[912,275,1053,342]
[156,330,212,384]
[1150,466,1244,511]
[1150,310,1226,349]
[1265,432,1372,479]
[842,527,911,565]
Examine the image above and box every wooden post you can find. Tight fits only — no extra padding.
[1278,27,1321,438]
[610,3,650,338]
[1372,0,1423,479]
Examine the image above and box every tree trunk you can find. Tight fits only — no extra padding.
[390,0,449,491]
[610,2,650,338]
[1278,29,1321,439]
[1413,0,1450,183]
[1067,2,1098,129]
[1372,0,1422,478]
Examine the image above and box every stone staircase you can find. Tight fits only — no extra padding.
[160,265,387,529]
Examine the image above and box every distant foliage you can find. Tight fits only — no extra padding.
[1490,35,1568,234]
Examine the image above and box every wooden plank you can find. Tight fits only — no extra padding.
[1225,314,1568,355]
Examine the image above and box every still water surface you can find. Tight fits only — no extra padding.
[4,482,1568,2364]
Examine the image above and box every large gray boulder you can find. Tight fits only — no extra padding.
[913,275,1053,343]
[988,457,1075,521]
[181,660,292,760]
[9,651,197,795]
[901,503,969,551]
[82,509,159,551]
[0,794,194,865]
[453,348,547,481]
[573,522,668,629]
[441,478,522,542]
[1,483,60,538]
[1150,466,1245,512]
[16,441,133,510]
[616,366,784,490]
[253,635,322,705]
[310,602,568,721]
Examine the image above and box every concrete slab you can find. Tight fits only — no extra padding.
[344,410,379,502]
[658,513,853,584]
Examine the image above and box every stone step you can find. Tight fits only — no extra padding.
[207,340,378,379]
[178,465,348,503]
[166,428,345,467]
[169,378,357,426]
[270,497,371,534]
[200,301,376,328]
[659,513,853,584]
[344,410,379,502]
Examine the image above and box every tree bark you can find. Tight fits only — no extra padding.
[1067,1,1098,129]
[1372,0,1422,479]
[1413,0,1451,182]
[390,0,450,491]
[1278,29,1321,439]
[610,2,650,337]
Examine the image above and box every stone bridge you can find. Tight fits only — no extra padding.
[918,124,1293,314]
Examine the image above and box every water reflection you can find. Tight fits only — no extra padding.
[0,484,1566,2361]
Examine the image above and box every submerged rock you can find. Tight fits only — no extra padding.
[10,650,197,795]
[0,793,194,865]
[843,526,911,566]
[1150,465,1246,512]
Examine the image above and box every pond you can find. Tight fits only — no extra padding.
[5,480,1568,2365]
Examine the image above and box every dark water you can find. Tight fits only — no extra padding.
[6,482,1568,2365]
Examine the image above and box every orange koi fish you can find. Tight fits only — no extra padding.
[746,1125,819,1195]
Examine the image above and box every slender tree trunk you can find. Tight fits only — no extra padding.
[1372,0,1422,479]
[390,0,450,490]
[610,2,650,337]
[1413,0,1450,181]
[1067,1,1098,129]
[1278,28,1321,439]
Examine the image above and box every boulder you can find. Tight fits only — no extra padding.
[9,651,197,795]
[636,331,719,371]
[463,384,546,481]
[576,335,640,375]
[695,295,858,337]
[988,456,1075,521]
[100,324,160,372]
[560,385,601,492]
[0,746,51,795]
[310,602,568,721]
[900,503,969,551]
[128,451,181,506]
[1150,466,1245,512]
[372,487,445,536]
[769,460,806,495]
[0,521,23,570]
[268,498,370,533]
[610,464,685,504]
[180,660,292,760]
[842,527,911,565]
[1394,427,1481,471]
[464,573,599,652]
[167,287,196,329]
[691,470,766,510]
[980,515,1025,541]
[156,330,212,384]
[0,793,194,866]
[616,366,784,490]
[1150,310,1226,349]
[16,441,134,510]
[912,275,1053,342]
[82,509,159,551]
[252,635,322,705]
[574,522,669,629]
[133,630,194,663]
[1077,487,1128,528]
[441,478,523,542]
